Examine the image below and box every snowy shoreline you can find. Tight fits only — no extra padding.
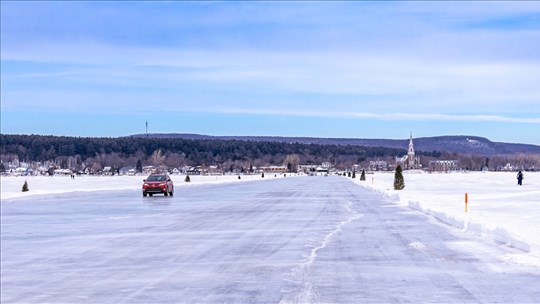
[353,171,540,266]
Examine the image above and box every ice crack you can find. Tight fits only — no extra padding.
[280,200,363,304]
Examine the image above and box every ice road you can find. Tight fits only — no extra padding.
[1,176,539,303]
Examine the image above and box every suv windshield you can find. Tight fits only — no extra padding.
[147,175,167,182]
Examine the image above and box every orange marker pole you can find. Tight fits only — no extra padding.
[465,193,468,212]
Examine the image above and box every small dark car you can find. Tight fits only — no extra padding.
[142,174,174,197]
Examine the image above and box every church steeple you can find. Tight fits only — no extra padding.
[407,132,416,169]
[408,132,415,156]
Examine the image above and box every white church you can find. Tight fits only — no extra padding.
[396,133,421,170]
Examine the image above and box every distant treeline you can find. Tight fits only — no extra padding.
[0,134,440,168]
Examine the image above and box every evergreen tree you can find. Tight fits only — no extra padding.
[22,180,29,192]
[185,175,191,182]
[360,169,366,181]
[347,171,351,178]
[352,170,356,178]
[136,159,143,173]
[394,165,405,190]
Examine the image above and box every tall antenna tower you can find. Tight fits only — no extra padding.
[146,121,148,137]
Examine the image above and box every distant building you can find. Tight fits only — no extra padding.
[119,166,136,175]
[259,165,288,173]
[315,162,332,173]
[429,160,459,172]
[369,160,389,171]
[206,165,223,175]
[298,165,318,173]
[142,166,156,174]
[186,167,201,175]
[54,168,73,175]
[298,163,332,174]
[396,133,421,170]
[500,163,514,171]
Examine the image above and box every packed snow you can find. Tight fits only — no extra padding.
[2,176,539,303]
[2,171,539,267]
[354,171,540,266]
[2,171,538,268]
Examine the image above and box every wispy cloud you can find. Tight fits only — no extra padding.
[3,46,539,116]
[213,108,540,124]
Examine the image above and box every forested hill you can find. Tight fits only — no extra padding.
[130,134,540,156]
[2,134,539,169]
[0,134,411,166]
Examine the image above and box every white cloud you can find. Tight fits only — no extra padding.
[3,44,540,117]
[211,108,540,124]
[2,2,539,124]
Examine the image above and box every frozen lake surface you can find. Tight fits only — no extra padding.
[1,176,539,303]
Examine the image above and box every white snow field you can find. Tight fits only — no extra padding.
[1,175,539,303]
[355,171,540,266]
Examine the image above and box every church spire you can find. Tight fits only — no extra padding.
[408,132,414,156]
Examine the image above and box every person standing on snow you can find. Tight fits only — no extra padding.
[517,170,524,186]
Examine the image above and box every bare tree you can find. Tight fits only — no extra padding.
[150,149,165,167]
[164,152,187,168]
[91,162,103,174]
[283,154,300,172]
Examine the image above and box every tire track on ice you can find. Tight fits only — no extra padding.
[280,200,363,304]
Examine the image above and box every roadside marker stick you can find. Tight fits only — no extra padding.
[465,193,468,212]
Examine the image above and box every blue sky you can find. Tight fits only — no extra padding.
[1,1,540,144]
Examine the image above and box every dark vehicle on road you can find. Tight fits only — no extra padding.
[142,174,174,197]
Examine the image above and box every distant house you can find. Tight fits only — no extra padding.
[260,165,288,173]
[315,162,332,173]
[119,166,136,175]
[369,160,389,171]
[54,168,72,175]
[500,163,514,171]
[142,166,156,174]
[206,165,223,175]
[298,165,318,173]
[315,166,329,173]
[429,160,459,172]
[14,167,29,176]
[351,164,361,172]
[186,167,201,175]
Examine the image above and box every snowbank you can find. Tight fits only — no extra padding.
[353,171,540,265]
[0,174,291,201]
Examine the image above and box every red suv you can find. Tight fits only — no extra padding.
[142,174,174,197]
